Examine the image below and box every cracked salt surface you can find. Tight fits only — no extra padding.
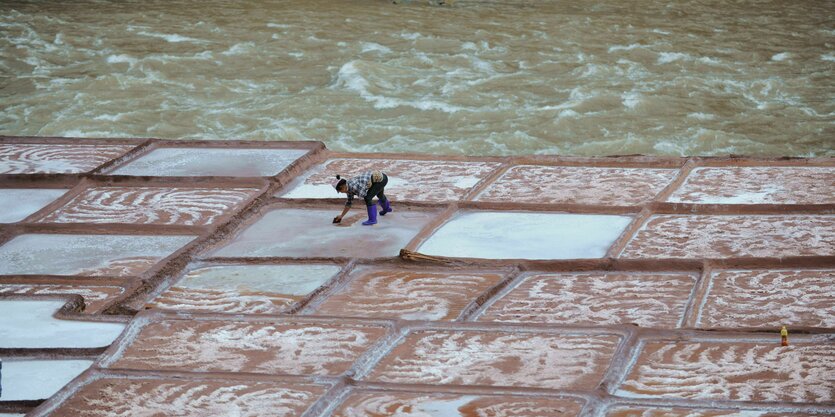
[0,300,125,348]
[0,189,67,223]
[0,359,92,401]
[111,148,307,177]
[418,212,633,259]
[0,234,195,276]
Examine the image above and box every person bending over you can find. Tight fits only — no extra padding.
[332,170,392,225]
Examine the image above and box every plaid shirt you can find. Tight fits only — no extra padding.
[345,171,384,207]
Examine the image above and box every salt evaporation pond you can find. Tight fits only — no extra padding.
[0,189,67,223]
[0,359,93,401]
[0,234,195,276]
[110,148,307,177]
[418,212,633,259]
[0,300,125,348]
[150,264,342,314]
[212,208,436,258]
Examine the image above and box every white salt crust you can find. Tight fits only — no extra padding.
[174,264,342,294]
[0,189,67,223]
[0,359,93,401]
[111,148,307,177]
[0,300,125,348]
[418,212,632,259]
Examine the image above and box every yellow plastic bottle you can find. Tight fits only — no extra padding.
[780,326,788,346]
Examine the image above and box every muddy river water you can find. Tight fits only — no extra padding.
[1,0,832,156]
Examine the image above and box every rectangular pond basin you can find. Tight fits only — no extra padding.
[668,166,835,204]
[211,208,436,259]
[333,392,584,417]
[476,165,677,206]
[0,234,195,276]
[0,300,125,348]
[418,211,633,260]
[0,189,67,223]
[44,376,327,417]
[308,268,504,321]
[148,263,342,314]
[0,359,93,401]
[110,148,307,177]
[280,158,501,202]
[39,186,260,226]
[0,143,134,174]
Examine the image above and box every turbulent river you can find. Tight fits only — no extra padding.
[1,0,833,156]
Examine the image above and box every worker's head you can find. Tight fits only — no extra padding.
[333,175,347,193]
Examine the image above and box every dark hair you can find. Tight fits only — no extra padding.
[335,175,346,190]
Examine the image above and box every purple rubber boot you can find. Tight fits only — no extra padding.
[362,204,378,226]
[379,198,393,216]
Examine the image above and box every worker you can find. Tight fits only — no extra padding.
[332,171,392,225]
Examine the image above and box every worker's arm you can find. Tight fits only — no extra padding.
[333,204,350,223]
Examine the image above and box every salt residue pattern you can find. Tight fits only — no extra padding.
[333,392,584,417]
[150,264,341,314]
[668,167,835,204]
[112,320,388,376]
[0,144,133,174]
[311,270,503,321]
[479,273,695,328]
[111,148,307,177]
[477,166,677,205]
[606,406,809,417]
[282,158,501,202]
[39,186,260,225]
[49,378,326,417]
[0,283,125,313]
[369,331,620,389]
[696,270,835,329]
[621,215,835,259]
[618,341,834,402]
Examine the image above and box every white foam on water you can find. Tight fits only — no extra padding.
[657,52,690,64]
[608,43,644,53]
[0,359,92,401]
[360,42,392,54]
[0,188,67,223]
[418,212,633,260]
[105,54,137,65]
[222,42,256,56]
[136,31,203,43]
[0,300,125,348]
[334,60,464,113]
[771,52,791,61]
[622,92,641,109]
[175,264,341,295]
[821,53,835,62]
[687,112,716,120]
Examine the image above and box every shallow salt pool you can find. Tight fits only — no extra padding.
[0,300,125,348]
[111,148,307,177]
[0,189,67,223]
[0,359,93,401]
[418,211,632,260]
